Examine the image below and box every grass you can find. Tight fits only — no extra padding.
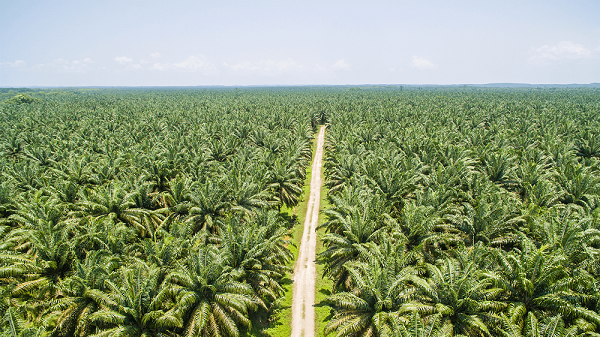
[245,127,321,337]
[314,144,334,337]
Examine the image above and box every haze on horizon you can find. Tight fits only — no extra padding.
[1,0,599,87]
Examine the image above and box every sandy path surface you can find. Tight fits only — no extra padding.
[291,125,326,337]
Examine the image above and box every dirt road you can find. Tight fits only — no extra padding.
[291,125,326,337]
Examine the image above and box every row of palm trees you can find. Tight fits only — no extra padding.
[319,88,600,336]
[0,89,317,336]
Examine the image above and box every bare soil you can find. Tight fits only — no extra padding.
[291,125,326,337]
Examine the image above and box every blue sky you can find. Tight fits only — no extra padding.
[1,0,599,86]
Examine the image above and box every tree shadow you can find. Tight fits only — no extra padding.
[280,276,293,286]
[279,212,298,230]
[318,288,331,296]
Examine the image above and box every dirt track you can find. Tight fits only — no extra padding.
[291,125,325,337]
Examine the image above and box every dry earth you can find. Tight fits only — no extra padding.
[290,125,326,337]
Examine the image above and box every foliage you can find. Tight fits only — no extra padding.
[2,87,600,336]
[320,87,600,336]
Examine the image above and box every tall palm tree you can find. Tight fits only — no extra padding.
[481,241,600,330]
[400,258,504,336]
[266,158,303,212]
[185,180,230,236]
[89,264,180,336]
[320,190,394,291]
[163,246,257,337]
[387,312,451,337]
[498,312,600,337]
[324,241,416,337]
[219,213,292,306]
[0,223,75,324]
[75,183,161,239]
[46,251,119,337]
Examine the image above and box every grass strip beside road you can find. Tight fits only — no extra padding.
[315,152,333,337]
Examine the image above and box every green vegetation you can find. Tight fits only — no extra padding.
[318,87,600,336]
[2,93,39,105]
[1,87,600,336]
[0,88,321,336]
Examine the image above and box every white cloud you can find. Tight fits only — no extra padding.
[11,60,26,67]
[31,58,94,72]
[226,61,258,71]
[315,63,328,72]
[412,56,436,69]
[173,55,217,73]
[114,56,143,71]
[0,60,26,67]
[531,41,592,62]
[150,62,170,71]
[225,58,306,73]
[150,53,161,58]
[333,59,350,70]
[114,56,133,64]
[269,59,305,72]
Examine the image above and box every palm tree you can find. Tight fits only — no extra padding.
[527,206,600,276]
[73,216,134,256]
[498,312,600,337]
[395,202,459,263]
[1,134,24,161]
[324,241,416,336]
[185,180,230,236]
[0,223,75,324]
[553,161,599,211]
[46,251,118,337]
[0,306,47,337]
[481,241,600,330]
[89,264,180,336]
[0,181,18,224]
[75,183,161,239]
[325,154,359,196]
[52,154,95,186]
[368,165,421,217]
[453,191,523,248]
[400,258,504,336]
[4,161,44,192]
[226,172,270,216]
[320,190,394,291]
[387,312,451,337]
[9,192,67,233]
[574,130,600,159]
[126,238,187,284]
[219,213,292,306]
[163,246,257,337]
[266,158,303,212]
